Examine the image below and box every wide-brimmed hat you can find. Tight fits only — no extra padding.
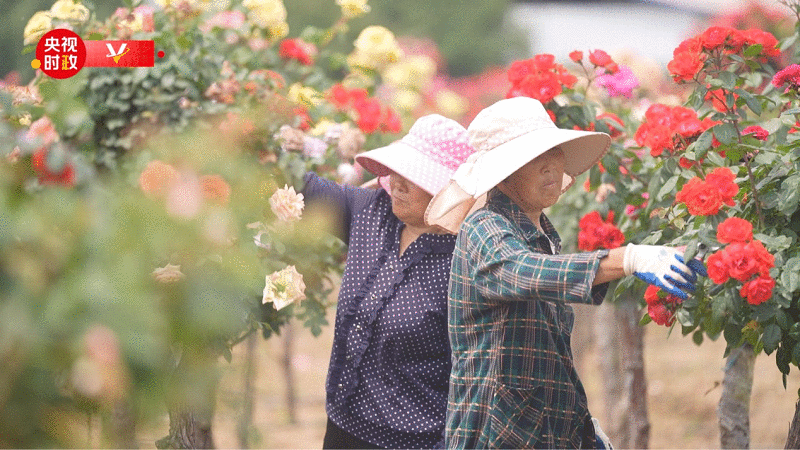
[425,97,611,233]
[355,114,474,196]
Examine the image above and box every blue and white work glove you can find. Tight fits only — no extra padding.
[622,244,707,299]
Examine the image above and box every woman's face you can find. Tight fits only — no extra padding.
[501,146,566,212]
[388,173,433,228]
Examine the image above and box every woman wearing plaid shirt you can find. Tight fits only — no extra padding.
[426,98,707,449]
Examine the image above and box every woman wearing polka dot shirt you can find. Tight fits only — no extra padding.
[302,115,475,449]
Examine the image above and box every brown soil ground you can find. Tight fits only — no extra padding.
[135,303,800,449]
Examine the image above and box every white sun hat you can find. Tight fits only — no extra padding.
[355,114,475,197]
[425,97,611,233]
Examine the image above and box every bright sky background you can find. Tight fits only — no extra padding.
[507,0,793,67]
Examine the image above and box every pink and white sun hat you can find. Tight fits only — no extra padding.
[425,97,611,233]
[355,114,475,196]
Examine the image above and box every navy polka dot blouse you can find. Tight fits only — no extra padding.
[303,173,455,449]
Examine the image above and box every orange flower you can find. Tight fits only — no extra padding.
[200,174,231,205]
[139,160,178,196]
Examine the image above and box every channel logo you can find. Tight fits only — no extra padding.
[32,28,165,79]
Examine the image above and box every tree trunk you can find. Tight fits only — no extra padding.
[282,321,297,425]
[785,398,800,449]
[616,294,650,449]
[237,333,257,449]
[595,301,624,438]
[719,344,755,449]
[109,401,138,448]
[156,349,218,449]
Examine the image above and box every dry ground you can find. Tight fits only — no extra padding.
[136,304,800,449]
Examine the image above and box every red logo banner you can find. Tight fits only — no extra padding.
[84,40,155,68]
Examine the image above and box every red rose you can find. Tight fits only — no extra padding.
[700,26,735,50]
[644,285,661,306]
[674,36,702,55]
[742,125,769,141]
[668,51,704,82]
[381,107,402,134]
[724,242,760,282]
[742,29,780,57]
[749,240,775,274]
[705,167,739,206]
[676,178,723,216]
[706,250,730,284]
[578,211,624,251]
[278,38,316,65]
[354,97,383,133]
[589,49,613,67]
[739,274,775,305]
[31,148,75,187]
[520,72,562,104]
[569,50,583,62]
[328,84,351,109]
[508,60,535,85]
[717,217,753,244]
[648,303,675,326]
[532,54,556,71]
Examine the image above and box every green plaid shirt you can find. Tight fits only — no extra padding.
[446,188,609,449]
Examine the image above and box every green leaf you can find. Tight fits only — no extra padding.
[639,312,653,326]
[736,89,762,115]
[718,71,737,90]
[724,322,743,347]
[676,309,694,327]
[743,43,764,57]
[694,131,713,159]
[657,175,680,202]
[714,123,738,145]
[692,329,704,345]
[762,324,782,354]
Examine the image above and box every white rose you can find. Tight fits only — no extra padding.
[269,185,304,222]
[152,263,185,283]
[262,265,306,310]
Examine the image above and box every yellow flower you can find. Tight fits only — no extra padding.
[336,0,370,19]
[23,11,53,45]
[243,0,288,38]
[262,265,306,310]
[49,0,89,22]
[287,82,322,108]
[348,26,402,71]
[383,55,436,90]
[392,88,422,112]
[435,89,468,119]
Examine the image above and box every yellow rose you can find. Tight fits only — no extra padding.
[349,26,403,71]
[267,21,288,39]
[384,55,436,90]
[392,88,422,112]
[287,83,322,108]
[336,0,370,19]
[243,0,288,37]
[435,90,468,119]
[23,11,53,46]
[49,0,89,22]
